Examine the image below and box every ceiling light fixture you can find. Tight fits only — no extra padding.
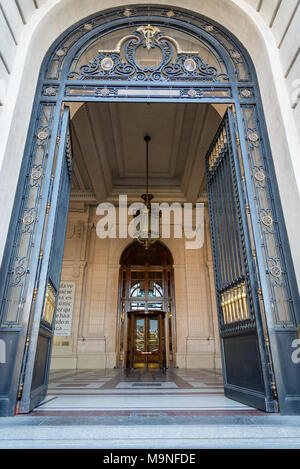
[137,136,160,250]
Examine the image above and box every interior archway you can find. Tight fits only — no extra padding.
[118,241,175,369]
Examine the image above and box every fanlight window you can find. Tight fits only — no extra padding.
[130,283,145,297]
[68,25,228,82]
[148,272,163,297]
[130,272,163,298]
[130,272,145,297]
[149,281,163,297]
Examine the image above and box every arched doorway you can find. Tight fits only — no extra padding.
[117,242,175,370]
[0,5,299,416]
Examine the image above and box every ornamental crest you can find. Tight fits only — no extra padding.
[68,25,228,82]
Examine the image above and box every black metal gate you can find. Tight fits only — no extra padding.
[17,107,73,413]
[206,108,277,411]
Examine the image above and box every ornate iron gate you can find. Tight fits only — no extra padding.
[206,108,277,411]
[17,107,73,412]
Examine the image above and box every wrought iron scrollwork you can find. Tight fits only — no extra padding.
[11,257,27,286]
[68,25,228,82]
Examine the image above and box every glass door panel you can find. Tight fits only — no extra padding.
[148,319,159,352]
[147,317,160,369]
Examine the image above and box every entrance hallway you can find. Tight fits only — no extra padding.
[31,369,263,416]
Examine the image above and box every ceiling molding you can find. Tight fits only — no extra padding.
[75,104,108,202]
[88,103,113,194]
[168,104,186,178]
[73,160,86,191]
[183,104,211,201]
[71,121,95,192]
[70,190,98,204]
[181,104,208,199]
[108,103,126,176]
[112,176,181,187]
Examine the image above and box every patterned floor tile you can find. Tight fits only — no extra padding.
[28,368,265,416]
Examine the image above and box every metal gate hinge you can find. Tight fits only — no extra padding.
[271,381,278,400]
[17,383,24,400]
[265,336,270,346]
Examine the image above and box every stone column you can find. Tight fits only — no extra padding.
[206,260,222,369]
[103,263,120,368]
[76,216,108,368]
[185,247,216,369]
[173,263,188,368]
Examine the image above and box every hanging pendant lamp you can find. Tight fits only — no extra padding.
[137,136,160,250]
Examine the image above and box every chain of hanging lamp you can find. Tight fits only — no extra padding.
[137,135,159,250]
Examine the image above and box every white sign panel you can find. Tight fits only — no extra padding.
[54,282,76,337]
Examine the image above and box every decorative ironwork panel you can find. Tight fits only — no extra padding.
[0,104,56,326]
[64,84,232,101]
[42,6,250,83]
[240,105,295,327]
[41,283,56,327]
[68,24,228,82]
[221,283,250,324]
[18,106,74,413]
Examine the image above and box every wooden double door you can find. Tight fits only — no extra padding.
[127,312,166,369]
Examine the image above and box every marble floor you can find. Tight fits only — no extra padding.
[32,368,265,416]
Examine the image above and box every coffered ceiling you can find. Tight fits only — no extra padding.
[69,102,228,205]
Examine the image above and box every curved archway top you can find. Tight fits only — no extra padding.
[66,23,229,83]
[120,240,174,267]
[42,5,253,86]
